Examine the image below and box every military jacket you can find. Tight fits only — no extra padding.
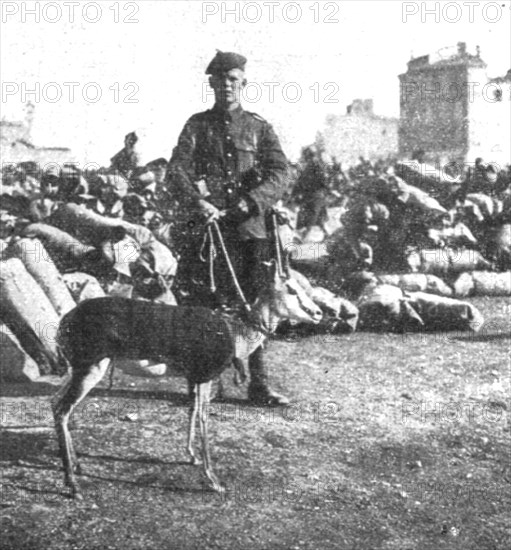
[166,105,288,240]
[293,160,329,200]
[110,148,140,180]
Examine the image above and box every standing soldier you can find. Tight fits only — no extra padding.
[165,51,290,406]
[293,146,329,234]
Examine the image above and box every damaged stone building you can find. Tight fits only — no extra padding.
[317,99,399,166]
[399,42,511,167]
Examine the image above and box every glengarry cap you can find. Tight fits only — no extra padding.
[206,50,247,75]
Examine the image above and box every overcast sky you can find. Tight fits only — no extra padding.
[1,0,510,163]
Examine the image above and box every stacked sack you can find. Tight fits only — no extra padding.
[1,163,179,382]
[454,271,511,297]
[0,257,69,381]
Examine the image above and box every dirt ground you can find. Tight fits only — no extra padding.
[1,296,510,550]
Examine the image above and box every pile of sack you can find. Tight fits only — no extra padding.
[283,157,510,299]
[285,268,485,337]
[1,161,177,382]
[1,152,508,382]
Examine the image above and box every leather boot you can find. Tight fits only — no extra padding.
[247,347,290,407]
[210,376,225,402]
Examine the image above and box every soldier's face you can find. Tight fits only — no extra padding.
[210,69,246,107]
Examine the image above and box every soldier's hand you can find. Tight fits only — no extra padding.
[219,199,253,225]
[272,207,291,226]
[237,198,250,214]
[198,199,221,222]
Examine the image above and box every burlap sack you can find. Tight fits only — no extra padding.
[20,223,99,273]
[357,284,424,332]
[309,286,359,332]
[9,238,76,316]
[0,323,41,382]
[453,272,475,297]
[0,258,61,374]
[408,291,484,332]
[50,203,127,247]
[472,271,511,296]
[408,248,491,275]
[378,273,453,297]
[62,272,106,303]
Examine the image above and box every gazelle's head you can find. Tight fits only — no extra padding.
[252,260,323,332]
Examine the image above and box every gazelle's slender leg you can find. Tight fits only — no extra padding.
[187,383,201,465]
[52,358,110,499]
[107,359,115,390]
[52,376,80,471]
[198,381,223,492]
[51,373,72,407]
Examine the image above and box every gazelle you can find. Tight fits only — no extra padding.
[52,261,322,499]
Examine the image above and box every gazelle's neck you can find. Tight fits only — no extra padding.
[222,294,279,361]
[247,295,281,337]
[229,317,267,362]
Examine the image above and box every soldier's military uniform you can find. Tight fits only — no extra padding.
[165,51,290,406]
[293,154,329,231]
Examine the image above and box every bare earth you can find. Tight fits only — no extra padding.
[1,296,510,550]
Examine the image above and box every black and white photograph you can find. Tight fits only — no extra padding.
[1,1,510,548]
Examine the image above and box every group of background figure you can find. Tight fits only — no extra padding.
[288,146,511,277]
[0,135,510,381]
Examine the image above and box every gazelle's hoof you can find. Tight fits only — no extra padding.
[65,476,81,498]
[206,473,224,494]
[213,482,225,494]
[190,456,202,466]
[203,480,225,493]
[67,484,83,500]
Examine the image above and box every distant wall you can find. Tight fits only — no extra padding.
[399,63,468,164]
[1,120,75,167]
[1,144,76,167]
[398,48,510,167]
[317,113,398,166]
